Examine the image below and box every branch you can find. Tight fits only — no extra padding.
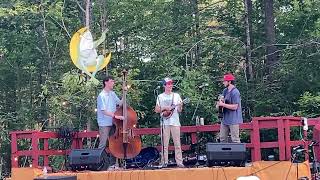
[47,15,71,39]
[73,0,85,13]
[60,0,71,38]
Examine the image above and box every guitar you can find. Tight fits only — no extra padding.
[218,95,224,118]
[161,98,190,119]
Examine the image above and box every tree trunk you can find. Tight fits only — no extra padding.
[264,0,278,74]
[99,0,109,75]
[191,0,200,66]
[85,0,91,28]
[243,0,254,120]
[244,0,253,80]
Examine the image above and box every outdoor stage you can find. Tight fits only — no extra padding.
[12,161,311,180]
[9,117,320,180]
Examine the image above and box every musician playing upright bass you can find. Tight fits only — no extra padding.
[155,77,185,168]
[96,76,125,149]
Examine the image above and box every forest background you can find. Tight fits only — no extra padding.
[0,0,320,177]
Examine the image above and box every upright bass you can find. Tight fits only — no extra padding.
[108,70,142,159]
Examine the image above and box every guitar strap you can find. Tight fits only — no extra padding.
[223,87,236,103]
[171,93,175,108]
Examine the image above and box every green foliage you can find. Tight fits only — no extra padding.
[45,71,98,129]
[295,92,320,118]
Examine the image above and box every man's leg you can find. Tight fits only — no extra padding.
[219,123,229,143]
[171,126,184,167]
[162,125,171,165]
[98,126,111,149]
[230,124,241,143]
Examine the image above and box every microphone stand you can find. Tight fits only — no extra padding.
[191,86,205,122]
[154,87,165,168]
[191,86,206,167]
[160,115,166,167]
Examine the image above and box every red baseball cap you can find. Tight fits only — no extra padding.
[223,73,235,81]
[163,77,173,85]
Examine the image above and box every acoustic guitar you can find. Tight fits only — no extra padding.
[218,94,224,118]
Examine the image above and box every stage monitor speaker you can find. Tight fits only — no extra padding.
[34,176,77,180]
[69,148,109,171]
[206,143,246,167]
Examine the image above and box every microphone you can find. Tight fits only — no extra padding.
[292,145,303,151]
[296,148,306,153]
[198,83,209,89]
[309,140,318,147]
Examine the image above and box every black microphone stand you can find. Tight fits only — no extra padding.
[191,86,206,167]
[154,87,166,168]
[310,141,319,180]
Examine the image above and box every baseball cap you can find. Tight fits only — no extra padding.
[163,77,173,85]
[222,73,235,81]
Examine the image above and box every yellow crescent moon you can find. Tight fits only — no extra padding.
[69,27,111,72]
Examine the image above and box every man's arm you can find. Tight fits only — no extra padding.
[176,94,183,112]
[98,94,124,120]
[218,101,238,110]
[177,104,183,112]
[217,90,240,111]
[101,110,124,120]
[101,110,115,118]
[154,96,171,113]
[155,105,161,113]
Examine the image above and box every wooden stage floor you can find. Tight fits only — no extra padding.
[11,161,311,180]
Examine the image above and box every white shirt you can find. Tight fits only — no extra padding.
[156,92,182,126]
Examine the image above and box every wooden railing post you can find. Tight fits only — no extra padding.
[313,124,320,161]
[10,132,18,168]
[31,132,39,167]
[44,138,49,167]
[284,119,291,160]
[252,118,261,161]
[277,118,286,160]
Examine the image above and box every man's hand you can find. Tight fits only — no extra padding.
[122,85,128,91]
[162,106,172,111]
[215,101,219,109]
[217,100,225,107]
[114,115,125,120]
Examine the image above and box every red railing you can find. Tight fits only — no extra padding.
[10,116,320,168]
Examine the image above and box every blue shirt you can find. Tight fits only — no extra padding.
[97,90,120,127]
[222,87,243,125]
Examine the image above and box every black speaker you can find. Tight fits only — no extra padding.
[69,148,110,171]
[206,143,246,167]
[34,176,77,180]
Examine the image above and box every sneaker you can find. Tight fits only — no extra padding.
[177,164,185,168]
[161,163,168,168]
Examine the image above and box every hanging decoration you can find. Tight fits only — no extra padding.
[69,27,111,80]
